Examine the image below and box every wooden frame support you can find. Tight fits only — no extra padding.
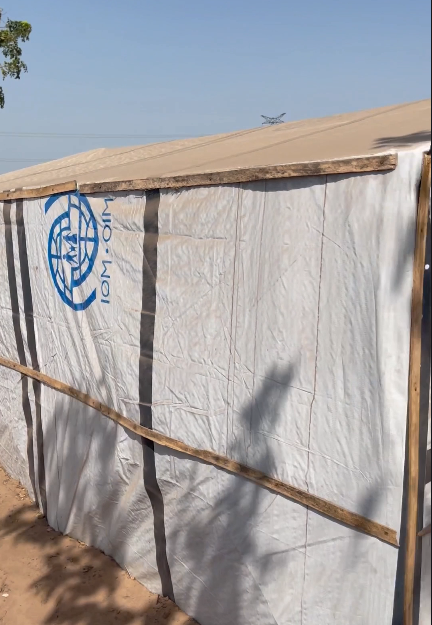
[80,155,397,194]
[0,154,397,201]
[418,524,431,538]
[0,355,399,547]
[0,180,77,201]
[404,153,432,625]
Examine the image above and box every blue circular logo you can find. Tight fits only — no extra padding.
[45,193,99,311]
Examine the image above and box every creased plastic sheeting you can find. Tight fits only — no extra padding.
[0,192,165,595]
[0,147,429,625]
[152,149,424,625]
[37,191,167,593]
[0,225,28,485]
[0,201,42,496]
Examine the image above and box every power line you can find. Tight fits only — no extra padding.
[0,131,202,139]
[0,158,51,163]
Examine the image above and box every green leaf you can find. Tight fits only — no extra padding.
[0,8,32,108]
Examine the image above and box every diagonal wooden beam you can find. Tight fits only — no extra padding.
[418,524,431,538]
[0,355,399,547]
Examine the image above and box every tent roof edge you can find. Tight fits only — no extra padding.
[0,154,398,201]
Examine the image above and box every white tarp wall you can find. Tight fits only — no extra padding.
[0,147,429,625]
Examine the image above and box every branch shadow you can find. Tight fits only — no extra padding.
[164,356,395,624]
[373,131,431,150]
[166,362,298,625]
[0,394,196,625]
[1,358,403,624]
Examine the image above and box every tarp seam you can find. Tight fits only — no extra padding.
[301,175,329,625]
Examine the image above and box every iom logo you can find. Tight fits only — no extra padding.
[45,193,99,311]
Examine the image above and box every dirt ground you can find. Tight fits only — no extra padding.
[0,465,196,625]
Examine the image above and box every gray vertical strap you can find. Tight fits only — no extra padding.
[139,189,175,601]
[425,449,431,486]
[3,201,38,502]
[15,200,48,517]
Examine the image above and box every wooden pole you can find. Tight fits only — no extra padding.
[404,153,431,625]
[0,355,399,547]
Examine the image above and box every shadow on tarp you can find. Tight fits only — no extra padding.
[1,358,395,625]
[166,362,298,625]
[1,362,303,624]
[164,361,392,625]
[0,395,195,625]
[373,131,431,150]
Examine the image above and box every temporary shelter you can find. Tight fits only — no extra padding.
[0,99,431,625]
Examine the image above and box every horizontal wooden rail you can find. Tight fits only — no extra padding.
[0,356,399,547]
[0,154,397,201]
[0,181,77,201]
[80,155,398,194]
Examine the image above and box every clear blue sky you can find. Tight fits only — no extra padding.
[1,0,431,175]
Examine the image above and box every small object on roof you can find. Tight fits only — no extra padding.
[261,113,286,125]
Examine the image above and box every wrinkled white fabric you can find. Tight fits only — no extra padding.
[0,146,429,625]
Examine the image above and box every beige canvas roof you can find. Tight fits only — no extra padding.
[0,98,430,194]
